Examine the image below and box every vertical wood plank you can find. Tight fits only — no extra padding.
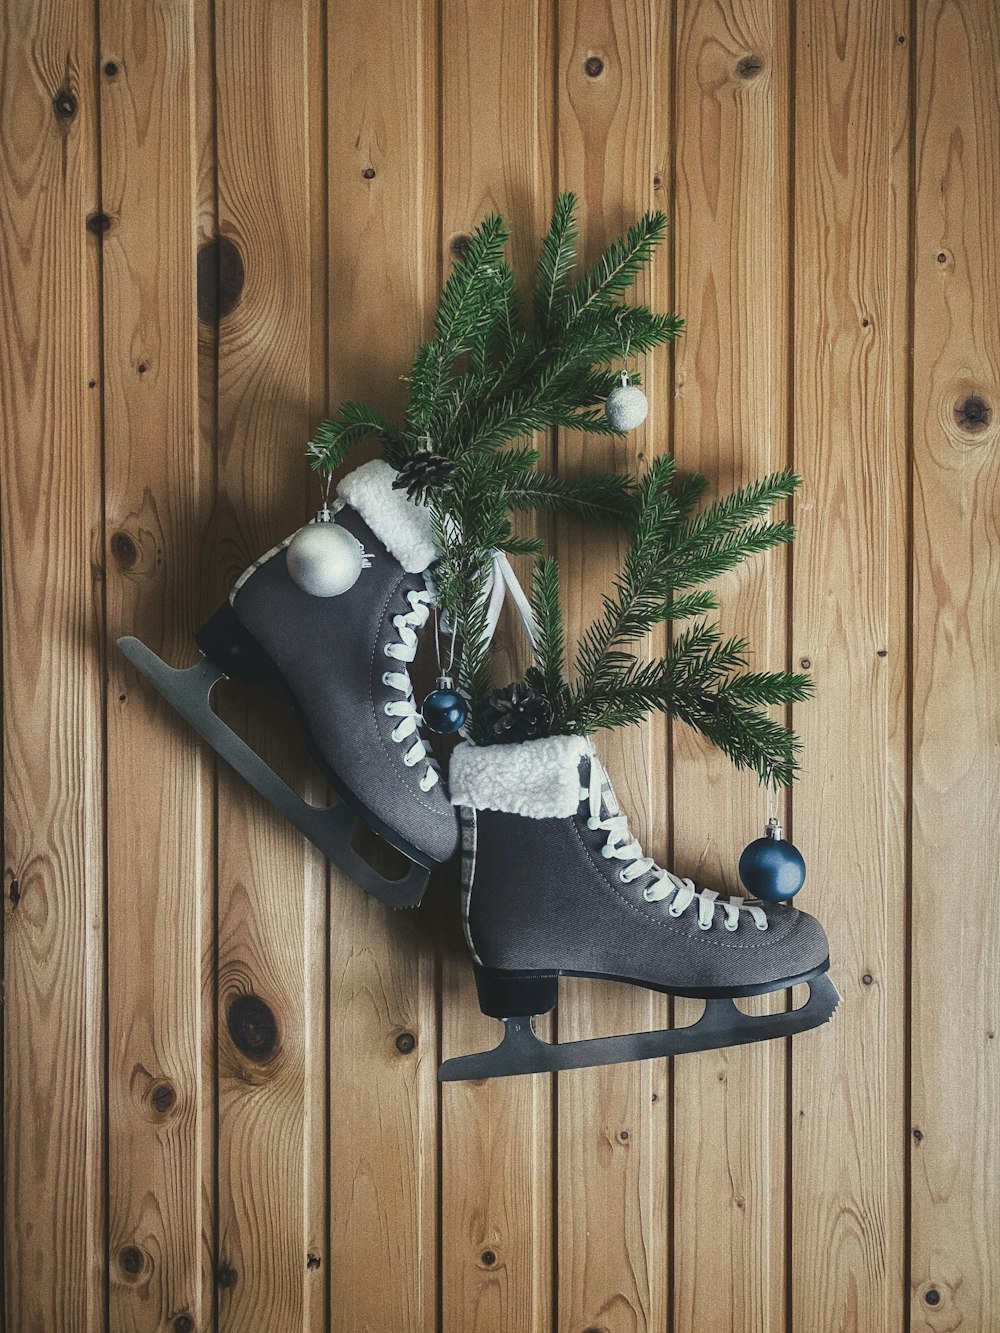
[0,3,105,1328]
[437,3,556,1330]
[789,2,908,1329]
[910,0,1000,1326]
[670,3,790,1330]
[211,0,328,1328]
[555,3,671,1329]
[326,2,440,1329]
[100,0,213,1328]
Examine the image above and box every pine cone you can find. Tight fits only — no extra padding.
[392,449,455,503]
[488,681,550,743]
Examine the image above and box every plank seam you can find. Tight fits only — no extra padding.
[783,0,798,1328]
[902,0,917,1326]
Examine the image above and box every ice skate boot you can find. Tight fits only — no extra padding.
[439,735,839,1079]
[118,459,458,907]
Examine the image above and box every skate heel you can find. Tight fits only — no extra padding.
[473,965,559,1019]
[196,600,275,684]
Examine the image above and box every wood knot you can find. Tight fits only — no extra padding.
[103,60,120,77]
[584,55,604,77]
[173,1317,194,1333]
[954,393,991,434]
[8,878,20,908]
[196,234,245,325]
[217,1263,237,1289]
[119,1245,146,1278]
[800,657,812,669]
[53,89,77,120]
[86,212,112,236]
[912,1126,924,1143]
[450,233,473,259]
[861,973,874,987]
[361,165,376,180]
[306,1252,322,1270]
[924,1287,941,1306]
[736,55,764,79]
[110,531,138,570]
[395,1031,416,1055]
[617,1129,630,1143]
[479,1250,497,1267]
[227,993,279,1063]
[150,1080,177,1114]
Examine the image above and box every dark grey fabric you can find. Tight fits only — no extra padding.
[465,764,828,990]
[231,506,458,863]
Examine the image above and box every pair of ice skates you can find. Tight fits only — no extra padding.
[119,460,839,1081]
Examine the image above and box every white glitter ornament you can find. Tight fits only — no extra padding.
[286,509,365,597]
[604,371,648,431]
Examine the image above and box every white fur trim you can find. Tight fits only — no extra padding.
[337,459,438,573]
[449,735,591,818]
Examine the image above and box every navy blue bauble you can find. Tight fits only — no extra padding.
[738,819,806,902]
[421,680,468,734]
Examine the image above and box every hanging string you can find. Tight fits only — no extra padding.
[432,605,459,682]
[616,308,632,385]
[766,780,779,827]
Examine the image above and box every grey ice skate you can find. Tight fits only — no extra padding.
[118,460,458,907]
[439,734,839,1079]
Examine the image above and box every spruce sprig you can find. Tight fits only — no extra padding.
[494,457,812,788]
[308,196,682,636]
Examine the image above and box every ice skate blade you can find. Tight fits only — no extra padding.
[117,636,430,908]
[438,972,841,1081]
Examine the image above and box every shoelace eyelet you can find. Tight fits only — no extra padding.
[382,672,394,686]
[724,918,739,932]
[600,845,615,859]
[698,920,712,931]
[668,904,684,917]
[586,816,601,830]
[754,919,768,931]
[642,885,656,900]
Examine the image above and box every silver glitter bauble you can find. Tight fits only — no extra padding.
[604,375,649,431]
[286,515,364,596]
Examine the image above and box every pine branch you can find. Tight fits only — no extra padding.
[529,557,568,704]
[434,213,510,353]
[533,192,579,336]
[566,211,669,320]
[505,470,637,527]
[308,404,406,473]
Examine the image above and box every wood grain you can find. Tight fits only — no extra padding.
[99,0,213,1327]
[670,2,790,1330]
[910,1,1000,1327]
[0,2,105,1329]
[211,0,328,1328]
[326,2,440,1329]
[555,4,671,1330]
[437,3,556,1330]
[2,1,1000,1329]
[789,1,907,1330]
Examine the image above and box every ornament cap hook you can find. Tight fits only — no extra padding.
[764,816,784,840]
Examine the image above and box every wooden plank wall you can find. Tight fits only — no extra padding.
[2,2,998,1330]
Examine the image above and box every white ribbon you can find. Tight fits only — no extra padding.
[482,549,540,659]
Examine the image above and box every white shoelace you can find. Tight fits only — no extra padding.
[382,588,440,792]
[582,753,768,933]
